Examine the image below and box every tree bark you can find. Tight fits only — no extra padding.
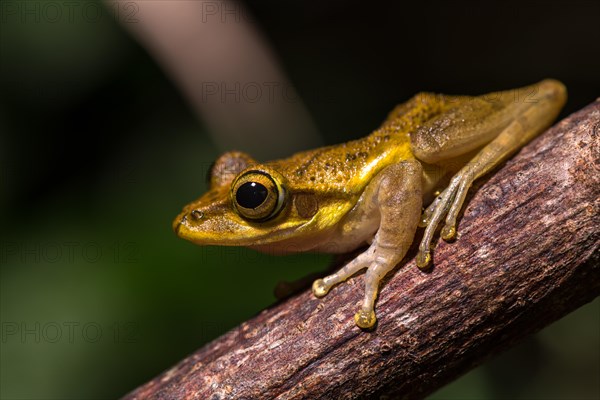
[124,101,600,400]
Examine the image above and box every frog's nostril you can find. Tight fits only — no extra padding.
[191,210,204,220]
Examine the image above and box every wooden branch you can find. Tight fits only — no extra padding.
[124,101,600,400]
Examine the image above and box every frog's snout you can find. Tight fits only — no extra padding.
[174,209,204,233]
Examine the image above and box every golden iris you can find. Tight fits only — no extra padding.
[232,170,285,220]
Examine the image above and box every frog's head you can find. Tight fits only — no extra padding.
[173,151,350,252]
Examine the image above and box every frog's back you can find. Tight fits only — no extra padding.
[269,93,452,193]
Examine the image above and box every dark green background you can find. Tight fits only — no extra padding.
[1,1,599,399]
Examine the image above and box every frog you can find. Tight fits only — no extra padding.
[173,79,566,329]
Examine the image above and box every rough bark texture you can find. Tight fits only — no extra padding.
[125,101,600,400]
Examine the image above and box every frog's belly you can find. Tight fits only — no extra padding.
[248,219,375,255]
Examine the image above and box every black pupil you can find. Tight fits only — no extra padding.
[236,182,269,209]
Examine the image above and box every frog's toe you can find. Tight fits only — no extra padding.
[354,308,377,329]
[416,250,431,269]
[419,192,444,228]
[312,279,330,298]
[441,224,456,241]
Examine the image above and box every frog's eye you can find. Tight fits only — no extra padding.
[232,170,285,221]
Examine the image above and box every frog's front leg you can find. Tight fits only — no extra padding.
[312,160,422,328]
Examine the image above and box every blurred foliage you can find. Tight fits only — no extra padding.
[1,1,598,399]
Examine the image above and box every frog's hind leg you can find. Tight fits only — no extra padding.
[412,79,566,268]
[313,160,423,328]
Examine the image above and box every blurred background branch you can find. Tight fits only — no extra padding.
[112,0,321,159]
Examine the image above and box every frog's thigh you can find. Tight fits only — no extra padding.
[410,97,511,164]
[356,160,423,328]
[411,80,566,164]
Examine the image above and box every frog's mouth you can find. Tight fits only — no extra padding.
[172,207,315,249]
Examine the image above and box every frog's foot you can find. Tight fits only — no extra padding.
[417,166,475,269]
[311,250,372,298]
[312,246,392,329]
